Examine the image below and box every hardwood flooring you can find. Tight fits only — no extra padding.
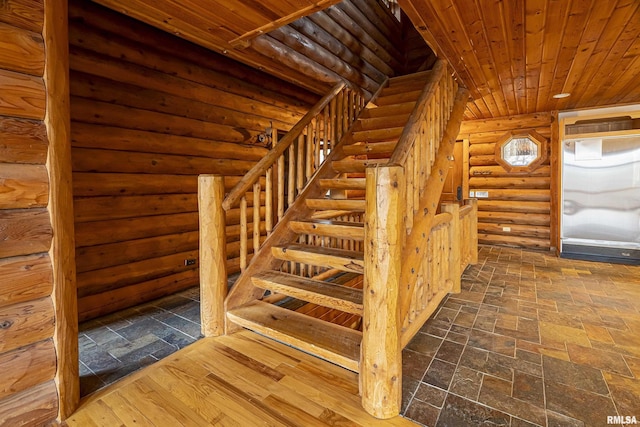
[66,330,417,426]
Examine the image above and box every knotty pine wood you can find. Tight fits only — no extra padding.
[362,165,404,418]
[0,0,63,423]
[0,163,48,209]
[0,69,46,120]
[463,113,553,249]
[0,254,52,309]
[0,380,58,427]
[0,297,54,354]
[0,0,44,33]
[198,176,227,337]
[66,331,416,426]
[69,0,314,320]
[400,0,640,119]
[0,339,56,400]
[0,208,52,258]
[77,269,200,322]
[0,117,48,164]
[0,22,45,76]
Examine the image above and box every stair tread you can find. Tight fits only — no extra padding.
[251,271,363,315]
[351,127,404,142]
[342,141,398,156]
[388,70,433,86]
[362,102,416,119]
[272,244,364,273]
[227,301,361,371]
[319,178,366,190]
[375,90,423,106]
[355,114,410,131]
[306,198,365,211]
[290,219,364,240]
[332,158,389,173]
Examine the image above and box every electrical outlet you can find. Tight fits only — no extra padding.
[502,227,511,232]
[475,191,489,198]
[184,258,196,266]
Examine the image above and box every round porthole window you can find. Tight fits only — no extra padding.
[495,130,547,172]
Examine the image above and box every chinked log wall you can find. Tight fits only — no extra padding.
[68,0,317,321]
[0,0,76,424]
[460,113,553,250]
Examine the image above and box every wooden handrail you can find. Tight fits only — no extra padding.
[459,204,473,217]
[222,82,347,211]
[388,60,446,166]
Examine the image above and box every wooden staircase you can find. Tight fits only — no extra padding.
[198,60,475,419]
[225,71,433,371]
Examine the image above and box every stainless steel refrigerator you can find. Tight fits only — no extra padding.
[561,134,640,264]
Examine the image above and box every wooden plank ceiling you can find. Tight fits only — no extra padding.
[92,0,640,120]
[400,0,640,119]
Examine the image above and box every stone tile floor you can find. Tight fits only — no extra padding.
[79,245,640,426]
[402,245,640,426]
[78,287,201,396]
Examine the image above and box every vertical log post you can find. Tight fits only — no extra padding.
[361,165,405,419]
[442,203,461,293]
[467,198,479,264]
[198,175,227,337]
[44,0,80,419]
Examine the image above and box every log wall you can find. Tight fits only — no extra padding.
[459,113,553,250]
[0,0,62,424]
[69,0,316,321]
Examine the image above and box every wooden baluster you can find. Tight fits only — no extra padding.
[306,123,313,180]
[198,175,227,337]
[413,144,420,217]
[265,169,273,236]
[323,105,330,159]
[336,89,344,141]
[414,129,423,198]
[296,134,305,196]
[342,89,349,136]
[329,98,340,149]
[422,122,430,185]
[253,182,261,256]
[288,144,295,208]
[406,150,414,233]
[240,196,247,272]
[314,116,321,172]
[277,155,285,222]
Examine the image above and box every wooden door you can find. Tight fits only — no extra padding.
[440,140,464,204]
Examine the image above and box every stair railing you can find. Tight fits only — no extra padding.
[198,82,365,336]
[223,82,364,273]
[361,60,474,418]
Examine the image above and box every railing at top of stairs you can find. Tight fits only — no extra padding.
[197,81,368,336]
[360,60,473,418]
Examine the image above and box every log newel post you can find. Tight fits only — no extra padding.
[198,175,228,337]
[442,203,461,294]
[361,165,405,419]
[467,198,479,264]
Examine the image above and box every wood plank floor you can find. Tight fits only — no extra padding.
[66,330,417,426]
